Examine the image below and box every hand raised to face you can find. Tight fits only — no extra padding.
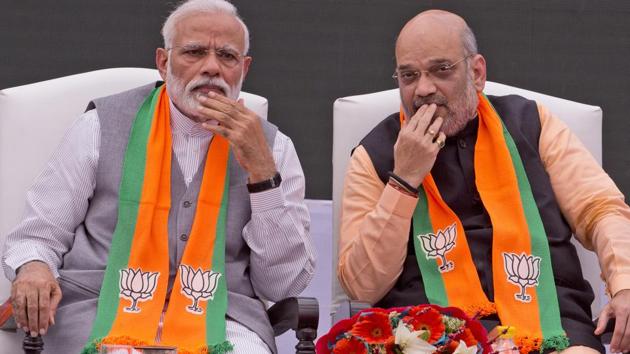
[197,92,277,183]
[393,103,446,188]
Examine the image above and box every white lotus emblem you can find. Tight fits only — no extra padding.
[503,252,541,303]
[418,223,457,272]
[179,264,221,314]
[119,268,159,313]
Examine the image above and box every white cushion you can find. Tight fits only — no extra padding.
[332,82,604,319]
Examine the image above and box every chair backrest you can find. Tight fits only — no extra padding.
[0,67,269,300]
[331,82,604,319]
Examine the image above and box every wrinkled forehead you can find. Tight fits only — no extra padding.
[172,12,245,51]
[395,15,465,67]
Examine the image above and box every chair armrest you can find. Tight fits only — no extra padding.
[268,297,318,354]
[349,300,371,317]
[332,299,371,323]
[267,297,319,336]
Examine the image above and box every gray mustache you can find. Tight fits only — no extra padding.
[413,95,448,110]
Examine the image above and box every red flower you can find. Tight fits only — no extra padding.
[349,312,393,344]
[332,337,367,354]
[404,306,445,343]
[315,317,355,354]
[452,327,478,347]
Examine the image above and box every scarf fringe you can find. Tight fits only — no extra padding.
[82,338,234,353]
[540,334,570,353]
[463,302,497,318]
[81,338,233,354]
[514,334,568,354]
[177,341,234,354]
[209,341,234,353]
[514,336,541,354]
[81,336,150,353]
[80,340,99,354]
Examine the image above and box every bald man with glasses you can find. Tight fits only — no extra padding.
[338,9,630,354]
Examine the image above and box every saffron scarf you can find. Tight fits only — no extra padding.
[408,93,568,353]
[82,85,232,354]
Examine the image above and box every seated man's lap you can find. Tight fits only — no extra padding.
[226,319,272,354]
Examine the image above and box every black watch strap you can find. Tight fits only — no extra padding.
[247,172,282,193]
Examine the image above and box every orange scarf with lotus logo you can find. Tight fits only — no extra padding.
[407,93,568,353]
[82,85,232,354]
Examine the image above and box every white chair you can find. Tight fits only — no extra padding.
[331,82,605,323]
[0,67,271,352]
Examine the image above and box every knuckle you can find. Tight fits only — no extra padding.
[27,303,38,311]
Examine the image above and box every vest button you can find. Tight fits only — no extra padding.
[179,234,189,241]
[183,201,192,208]
[458,139,467,148]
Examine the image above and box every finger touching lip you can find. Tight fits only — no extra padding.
[194,85,225,96]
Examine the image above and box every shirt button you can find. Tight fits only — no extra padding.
[179,234,189,241]
[183,201,192,208]
[458,139,467,148]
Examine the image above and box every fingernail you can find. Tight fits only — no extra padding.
[30,330,37,337]
[22,327,28,333]
[39,328,45,336]
[208,92,216,97]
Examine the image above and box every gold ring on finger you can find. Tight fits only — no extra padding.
[437,139,445,149]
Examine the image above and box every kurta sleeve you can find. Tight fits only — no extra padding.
[538,103,630,296]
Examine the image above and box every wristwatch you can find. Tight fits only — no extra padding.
[247,172,282,193]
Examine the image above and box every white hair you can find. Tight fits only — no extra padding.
[161,0,250,54]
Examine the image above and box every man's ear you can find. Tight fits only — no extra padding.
[241,56,252,81]
[470,54,487,92]
[156,48,168,81]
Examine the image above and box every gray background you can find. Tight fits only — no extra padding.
[1,0,629,200]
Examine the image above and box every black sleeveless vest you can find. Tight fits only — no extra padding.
[358,95,602,351]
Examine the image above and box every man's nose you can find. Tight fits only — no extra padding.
[413,73,438,97]
[200,51,222,77]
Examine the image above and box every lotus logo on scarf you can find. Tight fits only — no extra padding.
[503,252,541,303]
[119,268,159,313]
[179,264,222,315]
[418,223,457,272]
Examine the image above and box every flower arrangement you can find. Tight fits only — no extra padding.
[316,304,491,354]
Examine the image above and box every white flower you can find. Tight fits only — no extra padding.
[453,340,478,354]
[394,321,436,354]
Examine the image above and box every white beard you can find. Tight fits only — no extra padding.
[165,62,244,121]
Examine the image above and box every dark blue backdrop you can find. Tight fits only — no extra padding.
[1,0,629,199]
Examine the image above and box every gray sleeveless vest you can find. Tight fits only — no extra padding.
[44,83,279,353]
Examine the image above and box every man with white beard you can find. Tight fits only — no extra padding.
[338,9,630,354]
[2,1,314,353]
